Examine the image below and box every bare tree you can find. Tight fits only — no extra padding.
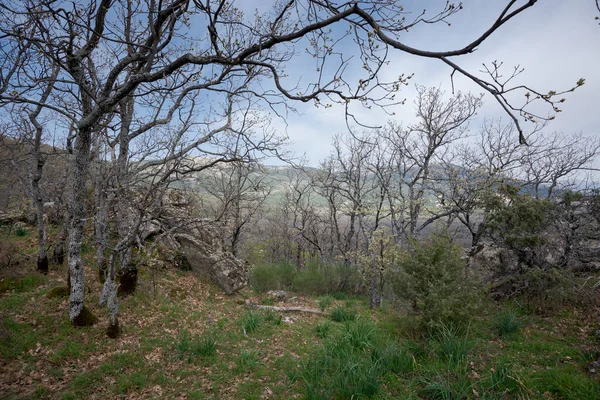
[383,86,482,239]
[0,0,586,326]
[202,160,272,257]
[520,132,600,198]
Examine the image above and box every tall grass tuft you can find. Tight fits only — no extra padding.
[432,324,474,365]
[494,309,523,337]
[241,311,263,334]
[330,307,356,323]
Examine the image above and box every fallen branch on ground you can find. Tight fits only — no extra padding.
[244,299,326,315]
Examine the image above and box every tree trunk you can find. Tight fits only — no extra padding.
[68,126,92,325]
[100,253,120,338]
[32,151,48,273]
[93,148,109,283]
[369,261,380,309]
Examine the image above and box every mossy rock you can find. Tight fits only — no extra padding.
[46,286,69,299]
[72,306,98,327]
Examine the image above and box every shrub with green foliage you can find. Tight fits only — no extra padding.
[481,185,576,304]
[483,185,555,258]
[392,232,480,330]
[249,262,296,292]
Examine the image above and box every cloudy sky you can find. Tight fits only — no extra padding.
[238,1,600,166]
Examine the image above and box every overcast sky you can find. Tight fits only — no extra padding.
[239,1,600,166]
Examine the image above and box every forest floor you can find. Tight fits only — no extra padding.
[1,228,600,399]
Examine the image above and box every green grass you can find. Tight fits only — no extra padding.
[432,324,475,365]
[314,320,331,339]
[0,274,47,294]
[15,226,29,236]
[2,250,600,400]
[175,330,218,362]
[317,295,334,311]
[484,363,524,396]
[329,306,356,322]
[241,311,263,334]
[494,309,524,337]
[237,349,260,371]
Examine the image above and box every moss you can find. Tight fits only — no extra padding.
[37,255,48,274]
[118,268,138,297]
[47,286,69,299]
[71,306,98,327]
[106,320,120,339]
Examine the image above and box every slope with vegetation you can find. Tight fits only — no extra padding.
[2,224,600,399]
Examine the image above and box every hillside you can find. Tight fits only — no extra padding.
[2,228,600,399]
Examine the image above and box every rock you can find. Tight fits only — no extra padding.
[588,357,600,377]
[175,233,248,294]
[133,190,250,294]
[266,290,287,302]
[468,243,519,279]
[139,219,161,241]
[43,202,61,224]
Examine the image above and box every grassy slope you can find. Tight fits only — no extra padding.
[1,230,600,399]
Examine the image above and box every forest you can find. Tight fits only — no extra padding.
[2,1,600,399]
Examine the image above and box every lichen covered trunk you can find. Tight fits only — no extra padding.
[94,166,109,282]
[68,127,91,324]
[100,253,120,338]
[33,166,48,273]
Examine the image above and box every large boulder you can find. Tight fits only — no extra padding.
[174,233,248,295]
[138,191,249,294]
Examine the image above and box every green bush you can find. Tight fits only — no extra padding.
[392,232,480,330]
[292,264,329,294]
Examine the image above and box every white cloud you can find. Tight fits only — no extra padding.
[249,1,600,166]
